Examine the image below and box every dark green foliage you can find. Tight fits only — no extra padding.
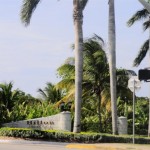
[0,82,59,124]
[37,82,64,103]
[21,0,41,26]
[0,128,150,144]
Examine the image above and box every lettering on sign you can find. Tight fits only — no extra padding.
[26,120,55,129]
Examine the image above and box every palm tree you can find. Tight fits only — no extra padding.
[108,0,118,135]
[0,82,20,111]
[127,0,150,66]
[38,82,63,103]
[128,0,150,137]
[56,36,130,132]
[20,0,88,133]
[57,36,112,132]
[72,0,88,133]
[82,37,110,132]
[0,82,20,123]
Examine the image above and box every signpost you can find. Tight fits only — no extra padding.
[128,76,141,144]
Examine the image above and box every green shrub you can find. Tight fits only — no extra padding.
[0,127,150,144]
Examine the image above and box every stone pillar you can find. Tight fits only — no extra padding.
[60,111,71,131]
[118,116,127,135]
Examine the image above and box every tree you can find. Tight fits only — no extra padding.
[127,0,150,66]
[108,0,118,135]
[127,0,150,137]
[20,0,88,133]
[56,36,130,133]
[57,36,111,132]
[72,0,88,133]
[0,82,20,123]
[0,82,20,111]
[82,37,110,132]
[38,82,63,103]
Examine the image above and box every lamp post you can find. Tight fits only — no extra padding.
[138,0,150,137]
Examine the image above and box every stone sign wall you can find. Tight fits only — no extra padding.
[2,112,71,131]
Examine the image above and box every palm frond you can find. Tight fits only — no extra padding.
[55,89,75,107]
[127,9,149,27]
[79,0,88,10]
[143,20,150,31]
[55,78,74,90]
[92,34,104,45]
[21,0,41,26]
[37,88,47,98]
[133,39,149,67]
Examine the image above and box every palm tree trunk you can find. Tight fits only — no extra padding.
[148,16,150,137]
[98,92,102,132]
[108,0,118,135]
[148,98,150,136]
[73,0,84,133]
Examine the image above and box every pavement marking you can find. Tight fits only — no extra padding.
[66,144,117,150]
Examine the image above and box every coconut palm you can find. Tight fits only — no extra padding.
[72,0,88,133]
[57,36,131,132]
[0,82,21,123]
[82,37,110,132]
[108,0,118,135]
[20,0,88,133]
[128,0,150,137]
[0,82,20,111]
[57,36,111,132]
[127,0,150,66]
[38,82,63,103]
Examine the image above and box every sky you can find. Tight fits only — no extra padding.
[0,0,149,98]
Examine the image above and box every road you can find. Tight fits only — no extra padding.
[0,140,150,150]
[0,141,77,150]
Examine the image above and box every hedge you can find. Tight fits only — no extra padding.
[0,127,150,144]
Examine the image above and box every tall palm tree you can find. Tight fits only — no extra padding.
[108,0,118,135]
[56,36,130,132]
[20,0,88,133]
[128,0,150,137]
[57,36,111,132]
[72,0,88,133]
[137,0,150,137]
[127,0,150,66]
[82,37,110,132]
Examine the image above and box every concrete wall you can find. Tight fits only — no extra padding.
[2,112,71,131]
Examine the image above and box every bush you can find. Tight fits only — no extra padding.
[0,127,150,144]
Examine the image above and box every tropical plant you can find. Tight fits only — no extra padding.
[127,0,150,137]
[11,100,59,121]
[72,0,88,133]
[0,82,21,123]
[20,0,88,133]
[127,0,150,66]
[0,82,20,111]
[81,37,110,132]
[57,36,114,132]
[108,0,118,135]
[38,82,63,103]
